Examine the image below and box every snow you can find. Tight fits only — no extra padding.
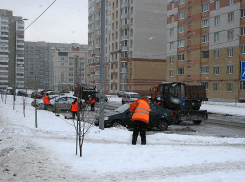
[1,95,245,181]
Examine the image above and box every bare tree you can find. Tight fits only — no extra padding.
[72,91,110,157]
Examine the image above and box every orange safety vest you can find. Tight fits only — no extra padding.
[131,100,150,124]
[89,97,95,104]
[71,101,78,111]
[43,96,50,104]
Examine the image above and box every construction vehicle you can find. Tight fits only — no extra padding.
[75,85,96,101]
[150,82,208,124]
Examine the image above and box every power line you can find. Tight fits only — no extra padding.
[25,0,57,31]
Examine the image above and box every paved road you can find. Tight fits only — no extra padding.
[59,101,245,138]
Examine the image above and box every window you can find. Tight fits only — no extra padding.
[213,82,219,91]
[170,69,173,77]
[170,42,174,50]
[227,82,233,92]
[227,65,233,74]
[202,3,210,12]
[179,0,185,5]
[201,81,209,90]
[214,66,219,75]
[171,2,174,10]
[241,45,245,54]
[170,15,174,23]
[228,30,233,40]
[229,0,234,5]
[178,53,184,61]
[228,48,233,57]
[214,32,219,42]
[241,9,245,18]
[178,39,184,47]
[240,81,245,90]
[121,18,129,25]
[241,27,245,35]
[201,65,209,74]
[121,7,129,14]
[170,56,174,64]
[178,11,185,20]
[177,67,184,75]
[170,28,174,37]
[201,34,209,43]
[214,16,220,26]
[178,25,184,33]
[201,18,209,28]
[96,29,101,35]
[228,12,234,22]
[214,49,219,59]
[215,0,220,9]
[201,50,209,58]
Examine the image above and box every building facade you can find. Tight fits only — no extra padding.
[167,0,245,102]
[0,9,25,90]
[53,49,87,91]
[24,41,87,90]
[88,0,167,95]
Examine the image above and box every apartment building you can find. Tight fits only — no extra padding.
[0,9,25,90]
[88,0,167,95]
[53,49,87,91]
[24,42,87,90]
[166,0,245,102]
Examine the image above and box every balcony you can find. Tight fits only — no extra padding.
[95,70,100,75]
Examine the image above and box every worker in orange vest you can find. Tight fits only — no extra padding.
[71,98,79,119]
[43,93,50,110]
[89,95,95,111]
[130,96,150,145]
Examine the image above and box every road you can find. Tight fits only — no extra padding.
[60,101,245,139]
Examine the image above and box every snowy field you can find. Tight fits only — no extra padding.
[0,95,245,182]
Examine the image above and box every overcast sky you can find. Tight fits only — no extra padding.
[1,0,88,44]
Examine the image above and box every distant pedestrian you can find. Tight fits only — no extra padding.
[43,93,50,110]
[71,98,79,119]
[130,96,150,145]
[89,95,95,111]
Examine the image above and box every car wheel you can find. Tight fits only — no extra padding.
[193,120,202,124]
[111,120,124,129]
[158,119,168,131]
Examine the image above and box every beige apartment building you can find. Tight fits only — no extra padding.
[24,42,87,90]
[167,0,245,102]
[88,0,167,95]
[53,48,87,91]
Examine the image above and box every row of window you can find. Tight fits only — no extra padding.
[169,65,233,77]
[170,9,236,24]
[170,48,234,63]
[169,0,234,11]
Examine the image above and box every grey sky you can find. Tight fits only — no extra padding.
[1,0,88,44]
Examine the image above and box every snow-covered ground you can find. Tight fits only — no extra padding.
[0,95,245,181]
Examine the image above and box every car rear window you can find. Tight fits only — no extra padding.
[130,94,139,98]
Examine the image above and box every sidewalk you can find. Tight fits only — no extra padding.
[201,101,245,117]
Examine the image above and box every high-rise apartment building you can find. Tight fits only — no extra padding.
[24,42,87,90]
[88,0,167,95]
[166,0,245,102]
[53,49,87,91]
[0,9,25,90]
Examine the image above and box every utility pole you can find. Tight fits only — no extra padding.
[99,0,105,130]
